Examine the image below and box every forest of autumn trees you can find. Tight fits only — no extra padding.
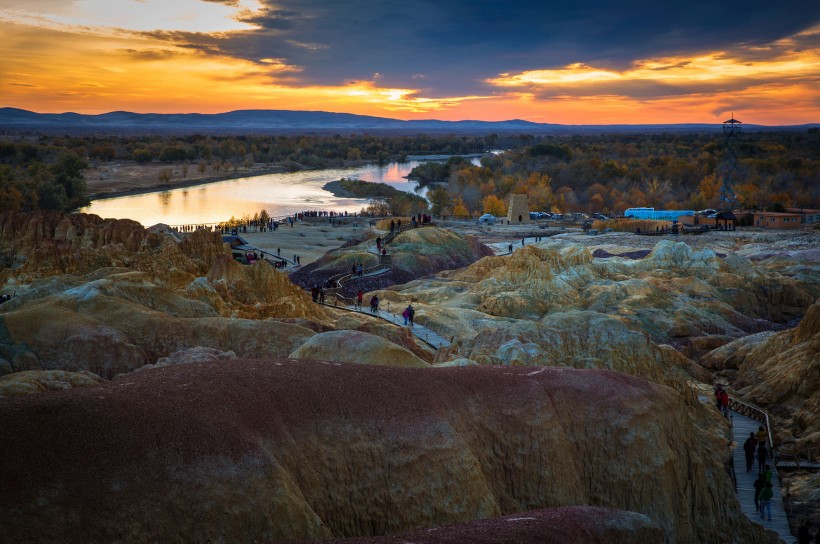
[0,133,504,212]
[1,129,818,216]
[420,130,820,217]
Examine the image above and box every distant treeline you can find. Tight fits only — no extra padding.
[416,129,820,217]
[2,130,818,216]
[0,133,510,212]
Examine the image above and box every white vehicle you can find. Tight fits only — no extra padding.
[478,214,496,224]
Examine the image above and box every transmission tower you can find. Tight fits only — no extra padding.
[718,115,742,211]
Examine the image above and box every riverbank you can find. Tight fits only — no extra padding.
[85,159,375,201]
[85,164,288,201]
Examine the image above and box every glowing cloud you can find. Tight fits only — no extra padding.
[488,40,820,99]
[0,1,818,124]
[0,0,263,33]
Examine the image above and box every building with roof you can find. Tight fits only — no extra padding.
[785,208,820,225]
[752,212,802,229]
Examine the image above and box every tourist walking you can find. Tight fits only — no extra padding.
[756,425,768,445]
[402,306,410,326]
[714,385,724,410]
[743,432,757,472]
[714,386,729,417]
[753,473,765,513]
[356,290,363,310]
[318,287,325,303]
[407,304,415,326]
[719,389,729,416]
[757,441,769,474]
[759,482,773,521]
[763,464,773,484]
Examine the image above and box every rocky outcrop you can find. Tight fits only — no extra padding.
[0,270,317,377]
[374,240,817,374]
[0,361,775,544]
[134,347,237,372]
[0,211,227,283]
[306,507,663,544]
[207,254,329,322]
[289,330,429,367]
[291,227,494,296]
[703,300,820,450]
[0,214,331,376]
[0,369,103,398]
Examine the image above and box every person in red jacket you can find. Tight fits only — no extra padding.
[719,389,729,416]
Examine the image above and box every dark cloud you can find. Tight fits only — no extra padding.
[116,48,179,61]
[529,73,820,101]
[153,0,820,96]
[236,8,300,30]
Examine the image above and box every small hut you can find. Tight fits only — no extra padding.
[506,194,530,224]
[715,211,737,231]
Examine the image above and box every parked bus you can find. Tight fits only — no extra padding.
[624,207,694,221]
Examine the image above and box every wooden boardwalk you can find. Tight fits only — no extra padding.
[320,301,451,350]
[730,408,793,543]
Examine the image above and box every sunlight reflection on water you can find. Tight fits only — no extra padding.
[81,159,478,227]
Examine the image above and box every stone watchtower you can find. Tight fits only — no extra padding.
[507,194,530,224]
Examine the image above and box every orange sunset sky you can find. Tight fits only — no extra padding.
[1,0,819,125]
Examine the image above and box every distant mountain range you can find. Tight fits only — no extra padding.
[1,107,816,134]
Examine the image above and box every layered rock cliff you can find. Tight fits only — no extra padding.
[291,226,494,295]
[0,361,776,544]
[0,211,224,282]
[375,240,817,381]
[0,212,336,376]
[703,300,820,451]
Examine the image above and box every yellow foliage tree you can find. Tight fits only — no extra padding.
[482,194,507,216]
[697,173,721,208]
[452,198,470,218]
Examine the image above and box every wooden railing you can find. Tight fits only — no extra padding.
[728,397,777,475]
[728,397,774,451]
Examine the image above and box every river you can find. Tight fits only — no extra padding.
[80,158,481,227]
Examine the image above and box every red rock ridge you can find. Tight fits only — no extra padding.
[0,361,774,543]
[298,506,663,544]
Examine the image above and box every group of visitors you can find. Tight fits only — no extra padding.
[311,285,326,303]
[402,304,415,326]
[369,294,380,313]
[746,424,776,522]
[411,213,432,226]
[351,262,364,277]
[295,210,355,219]
[743,427,773,474]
